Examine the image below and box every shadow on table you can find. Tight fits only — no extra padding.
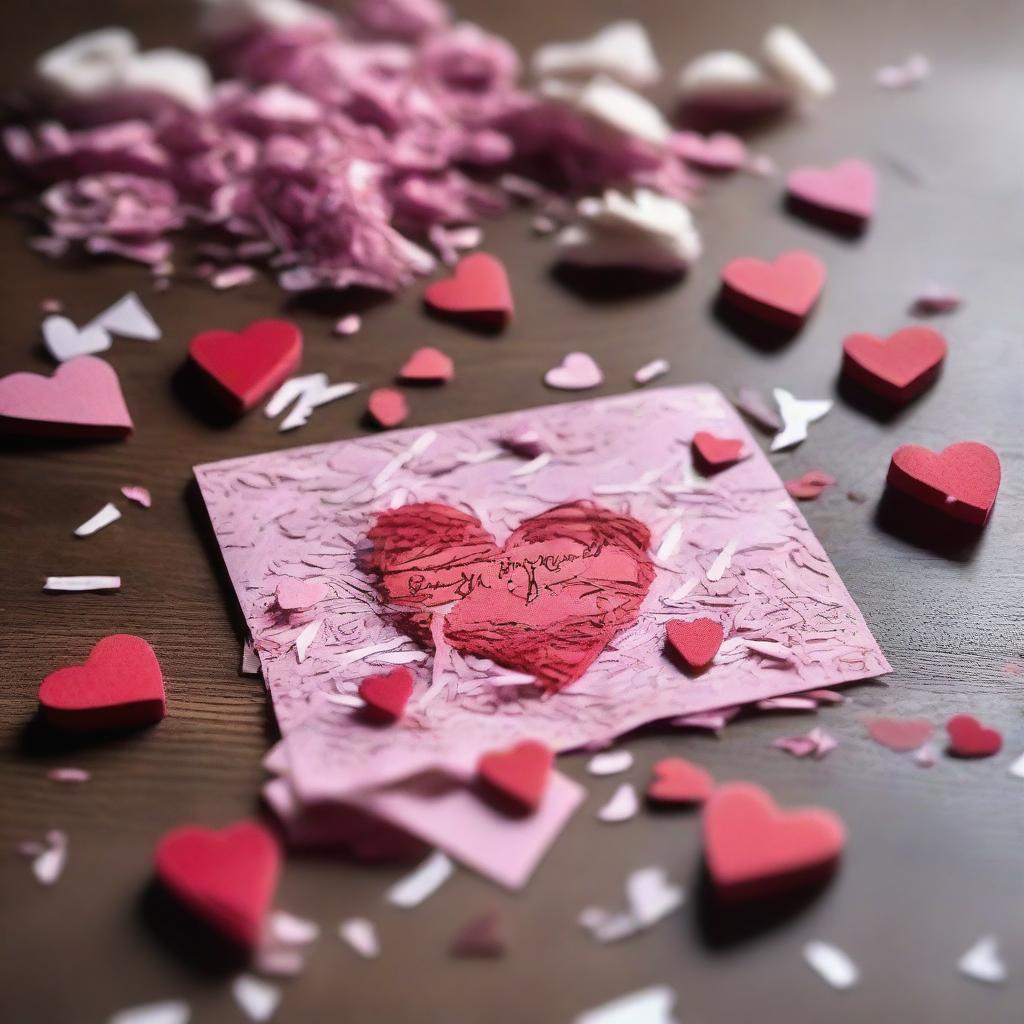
[551,263,685,303]
[873,488,987,562]
[15,711,159,759]
[711,291,803,352]
[835,373,911,425]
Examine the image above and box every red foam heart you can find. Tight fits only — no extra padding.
[887,441,1000,526]
[189,319,302,414]
[672,131,747,172]
[478,740,553,812]
[784,470,836,500]
[155,821,280,949]
[721,250,826,328]
[359,667,414,721]
[424,253,513,328]
[366,501,655,692]
[787,159,877,224]
[367,387,408,428]
[666,618,724,670]
[703,782,846,902]
[946,714,1002,758]
[865,716,934,752]
[38,634,165,732]
[692,431,745,469]
[0,355,132,440]
[646,757,715,804]
[398,347,454,383]
[843,327,947,403]
[275,577,329,611]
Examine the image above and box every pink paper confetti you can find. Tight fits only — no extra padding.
[339,917,380,958]
[211,265,257,290]
[597,783,639,823]
[121,485,151,508]
[47,767,91,784]
[910,284,963,316]
[333,314,362,337]
[231,975,281,1022]
[634,358,670,386]
[19,829,68,885]
[773,727,837,759]
[877,54,930,90]
[756,697,818,712]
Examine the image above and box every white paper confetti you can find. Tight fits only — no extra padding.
[20,829,68,885]
[587,750,634,776]
[339,917,380,958]
[580,867,684,943]
[44,576,121,592]
[268,910,319,946]
[771,389,832,451]
[706,538,738,582]
[634,358,670,386]
[231,975,281,1022]
[762,25,835,100]
[958,936,1006,984]
[333,314,362,336]
[265,374,326,418]
[48,767,91,783]
[655,519,684,562]
[294,619,321,663]
[121,485,152,508]
[74,502,121,537]
[43,314,111,361]
[386,851,454,908]
[108,1000,191,1024]
[510,452,553,478]
[240,639,261,676]
[533,20,661,90]
[88,291,161,340]
[575,985,677,1024]
[1007,751,1024,779]
[373,431,437,488]
[803,941,859,990]
[597,783,639,823]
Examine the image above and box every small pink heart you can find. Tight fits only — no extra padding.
[672,131,747,172]
[787,159,877,224]
[544,352,603,391]
[367,387,409,428]
[359,667,414,721]
[692,431,746,469]
[275,578,329,612]
[42,315,111,362]
[398,347,454,383]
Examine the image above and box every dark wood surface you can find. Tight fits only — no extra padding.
[3,2,1023,1021]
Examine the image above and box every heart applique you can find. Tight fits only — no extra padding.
[365,500,656,692]
[275,578,329,612]
[544,352,604,391]
[0,356,133,440]
[787,159,878,227]
[424,253,513,329]
[367,387,409,428]
[188,319,302,414]
[647,757,715,804]
[865,717,934,752]
[887,441,1000,526]
[692,431,746,469]
[42,315,111,362]
[720,250,826,328]
[666,618,724,671]
[672,131,747,172]
[398,347,454,384]
[478,740,553,812]
[359,667,414,721]
[38,634,165,732]
[154,820,281,949]
[703,782,846,902]
[843,327,947,403]
[946,714,1002,758]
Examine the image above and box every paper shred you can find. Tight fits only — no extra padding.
[211,265,257,290]
[266,373,360,432]
[785,471,836,500]
[253,945,306,978]
[762,25,835,100]
[88,292,161,341]
[294,620,321,664]
[541,76,671,146]
[910,284,963,316]
[265,375,326,419]
[597,783,639,823]
[914,743,937,768]
[734,387,783,433]
[544,352,604,391]
[44,575,121,592]
[47,767,90,783]
[580,866,684,943]
[339,917,380,959]
[240,639,261,676]
[74,502,121,537]
[1008,752,1024,779]
[671,707,739,732]
[805,689,845,704]
[757,697,816,712]
[958,936,1006,985]
[771,389,832,451]
[773,727,837,759]
[587,750,634,776]
[532,20,661,90]
[633,359,670,386]
[510,452,553,478]
[41,298,63,314]
[450,910,506,958]
[121,485,151,508]
[386,851,454,908]
[231,975,281,1022]
[877,54,930,89]
[20,829,68,885]
[803,941,859,990]
[108,1000,191,1024]
[655,520,684,561]
[574,985,677,1024]
[269,910,319,946]
[333,314,362,337]
[706,538,738,582]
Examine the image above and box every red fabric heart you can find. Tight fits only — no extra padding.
[38,634,165,732]
[787,159,877,223]
[477,740,553,812]
[672,131,747,172]
[424,253,513,328]
[843,327,947,403]
[720,250,826,327]
[692,431,745,469]
[359,667,414,721]
[865,716,934,752]
[365,501,655,692]
[647,757,715,804]
[703,782,846,902]
[367,387,408,428]
[189,319,302,414]
[946,714,1002,758]
[666,618,724,670]
[155,821,280,949]
[887,441,1000,526]
[398,347,454,383]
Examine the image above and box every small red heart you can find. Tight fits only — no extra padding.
[424,253,513,328]
[666,618,724,670]
[359,667,414,721]
[784,470,836,500]
[672,131,747,172]
[721,250,826,328]
[787,159,878,225]
[647,757,715,804]
[155,820,280,949]
[703,782,846,902]
[478,739,553,812]
[692,431,746,469]
[189,320,302,414]
[865,717,934,752]
[887,441,1000,526]
[367,387,409,428]
[398,347,454,383]
[275,577,329,611]
[843,327,947,403]
[38,634,165,732]
[946,714,1002,758]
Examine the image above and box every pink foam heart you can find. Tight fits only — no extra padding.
[787,159,877,225]
[666,618,724,670]
[359,667,414,721]
[424,253,513,328]
[647,757,715,804]
[367,387,409,428]
[275,578,329,612]
[887,441,1000,526]
[842,327,947,403]
[946,714,1002,758]
[398,347,454,383]
[0,356,132,440]
[478,740,553,812]
[692,431,746,468]
[720,250,826,328]
[544,352,603,390]
[672,131,747,172]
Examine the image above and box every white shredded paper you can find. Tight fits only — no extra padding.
[339,917,380,958]
[587,750,634,776]
[231,975,281,1022]
[44,575,121,592]
[1008,751,1024,779]
[74,502,121,537]
[294,619,321,664]
[386,851,454,908]
[803,941,859,990]
[580,866,685,943]
[575,985,678,1024]
[958,936,1006,985]
[107,1000,190,1024]
[597,783,639,823]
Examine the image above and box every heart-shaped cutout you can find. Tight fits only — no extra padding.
[865,716,933,752]
[43,315,112,362]
[787,159,877,226]
[692,431,746,469]
[398,347,454,384]
[544,352,603,390]
[477,739,553,812]
[155,820,280,948]
[359,667,414,721]
[703,782,846,902]
[946,714,1002,758]
[672,131,747,172]
[365,501,655,692]
[367,387,409,428]
[275,578,329,612]
[720,250,826,328]
[647,757,714,804]
[887,441,1000,526]
[38,634,165,732]
[843,327,946,403]
[784,470,835,500]
[424,253,513,329]
[188,319,302,414]
[666,618,724,670]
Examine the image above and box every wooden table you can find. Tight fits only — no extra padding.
[3,1,1022,1021]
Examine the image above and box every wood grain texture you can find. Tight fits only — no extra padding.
[2,1,1023,1021]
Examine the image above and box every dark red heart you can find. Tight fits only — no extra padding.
[398,347,454,383]
[703,782,846,902]
[367,387,408,428]
[786,159,877,225]
[666,618,724,671]
[865,717,934,752]
[155,820,280,949]
[365,501,655,692]
[692,431,746,469]
[887,441,1000,526]
[477,740,553,812]
[843,327,947,403]
[359,667,414,721]
[38,634,165,732]
[720,250,826,328]
[450,910,506,957]
[424,253,513,328]
[946,714,1002,758]
[189,319,302,414]
[646,757,715,804]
